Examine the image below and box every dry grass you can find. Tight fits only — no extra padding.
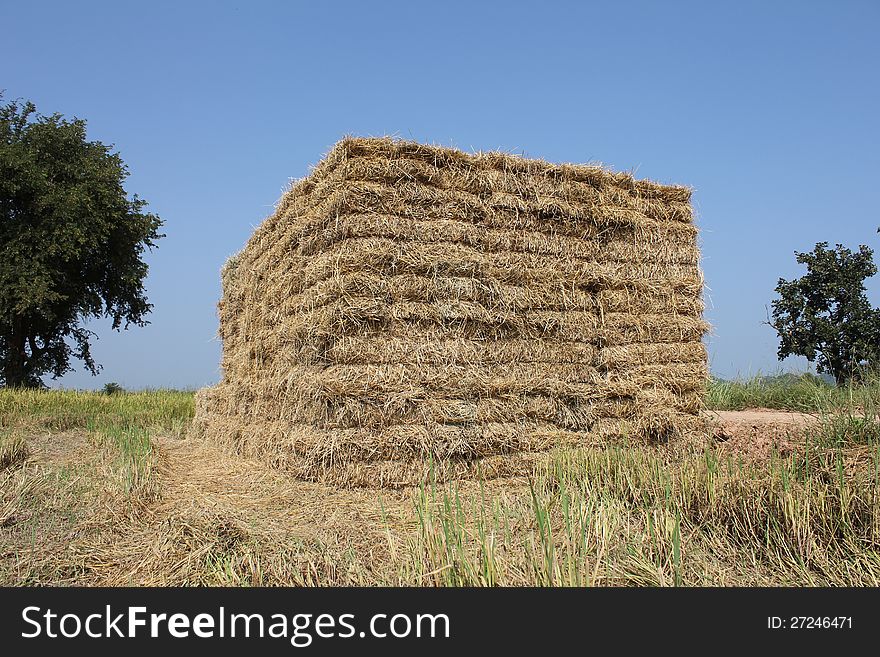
[0,431,29,472]
[0,390,190,583]
[3,385,880,586]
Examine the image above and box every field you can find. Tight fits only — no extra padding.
[2,376,880,586]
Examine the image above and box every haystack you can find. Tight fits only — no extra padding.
[193,137,709,487]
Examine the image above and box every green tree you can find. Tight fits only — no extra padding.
[770,241,880,384]
[0,98,163,388]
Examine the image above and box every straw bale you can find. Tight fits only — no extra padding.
[270,273,702,319]
[296,214,699,264]
[240,238,702,300]
[244,180,699,270]
[265,301,707,348]
[194,136,710,487]
[341,158,692,223]
[196,379,705,431]
[325,336,598,365]
[200,363,703,417]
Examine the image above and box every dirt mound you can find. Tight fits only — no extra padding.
[707,409,819,459]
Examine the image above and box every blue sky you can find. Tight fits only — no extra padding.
[3,1,878,389]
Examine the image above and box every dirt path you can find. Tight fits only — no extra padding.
[76,436,418,585]
[153,435,415,536]
[708,409,817,428]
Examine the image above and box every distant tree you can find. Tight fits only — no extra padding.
[769,242,880,384]
[101,382,125,395]
[0,97,163,388]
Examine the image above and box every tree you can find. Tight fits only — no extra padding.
[769,241,880,384]
[0,97,163,388]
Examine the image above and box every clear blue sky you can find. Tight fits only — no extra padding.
[3,1,878,389]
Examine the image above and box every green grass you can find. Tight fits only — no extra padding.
[0,390,190,501]
[1,389,172,584]
[0,388,194,436]
[705,373,880,413]
[90,422,158,498]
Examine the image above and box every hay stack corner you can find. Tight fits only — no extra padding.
[193,136,709,487]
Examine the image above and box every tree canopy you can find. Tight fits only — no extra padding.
[0,97,163,387]
[770,241,880,384]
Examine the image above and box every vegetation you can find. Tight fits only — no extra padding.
[0,388,192,435]
[1,378,879,586]
[407,438,880,586]
[769,241,880,384]
[0,97,163,388]
[101,382,125,396]
[705,373,879,412]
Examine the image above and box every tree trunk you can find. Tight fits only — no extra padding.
[828,357,848,386]
[2,326,27,388]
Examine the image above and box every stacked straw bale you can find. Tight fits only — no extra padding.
[193,137,709,487]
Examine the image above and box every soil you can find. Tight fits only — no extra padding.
[705,408,819,460]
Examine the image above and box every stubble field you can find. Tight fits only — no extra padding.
[2,376,879,586]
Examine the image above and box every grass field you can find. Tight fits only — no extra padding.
[2,377,879,586]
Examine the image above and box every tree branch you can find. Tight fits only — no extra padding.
[26,334,46,362]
